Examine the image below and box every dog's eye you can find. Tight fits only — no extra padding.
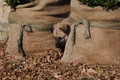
[59,37,62,40]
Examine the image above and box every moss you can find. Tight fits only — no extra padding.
[0,31,9,40]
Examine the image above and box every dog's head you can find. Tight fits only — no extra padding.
[52,23,70,52]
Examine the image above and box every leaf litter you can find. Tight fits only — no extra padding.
[0,38,120,80]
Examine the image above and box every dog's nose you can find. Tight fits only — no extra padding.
[56,44,60,48]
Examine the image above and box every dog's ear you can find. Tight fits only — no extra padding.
[51,24,55,33]
[60,24,70,35]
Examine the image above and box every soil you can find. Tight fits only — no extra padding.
[0,38,120,80]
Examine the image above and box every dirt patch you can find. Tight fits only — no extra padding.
[0,38,120,80]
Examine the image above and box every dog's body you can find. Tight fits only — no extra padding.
[52,17,74,52]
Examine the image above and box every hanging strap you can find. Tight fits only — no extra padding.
[71,18,120,46]
[17,24,32,54]
[71,18,91,46]
[9,18,53,55]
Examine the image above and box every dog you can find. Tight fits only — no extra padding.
[52,17,74,52]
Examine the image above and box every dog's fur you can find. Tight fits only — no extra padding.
[52,17,74,52]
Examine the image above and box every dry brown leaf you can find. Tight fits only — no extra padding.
[87,68,97,74]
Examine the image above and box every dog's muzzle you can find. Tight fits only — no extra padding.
[56,43,63,48]
[56,42,65,52]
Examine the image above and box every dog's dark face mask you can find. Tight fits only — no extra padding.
[55,35,66,52]
[52,23,70,52]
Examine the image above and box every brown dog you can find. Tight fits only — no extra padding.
[52,17,74,52]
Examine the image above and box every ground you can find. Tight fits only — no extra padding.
[0,38,120,80]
